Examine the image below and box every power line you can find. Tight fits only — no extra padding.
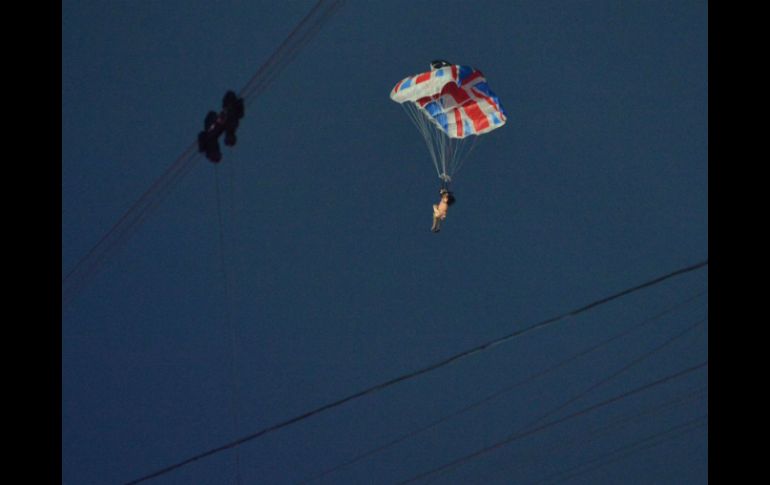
[62,0,346,307]
[121,260,707,484]
[474,386,707,484]
[536,415,708,485]
[396,361,708,484]
[297,290,706,483]
[420,316,707,484]
[525,317,707,430]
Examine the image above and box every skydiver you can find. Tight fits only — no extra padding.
[431,188,456,233]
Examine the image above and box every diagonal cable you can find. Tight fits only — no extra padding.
[297,289,706,483]
[397,361,708,484]
[62,0,346,307]
[122,260,706,484]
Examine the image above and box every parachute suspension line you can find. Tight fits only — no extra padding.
[401,102,438,172]
[214,166,243,485]
[423,106,451,182]
[400,100,480,186]
[451,135,481,180]
[437,126,450,181]
[402,103,442,179]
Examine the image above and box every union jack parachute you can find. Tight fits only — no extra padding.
[391,62,506,184]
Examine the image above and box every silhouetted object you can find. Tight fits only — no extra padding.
[222,90,245,146]
[197,90,245,163]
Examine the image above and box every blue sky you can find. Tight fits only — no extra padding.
[62,1,708,483]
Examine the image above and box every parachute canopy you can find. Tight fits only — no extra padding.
[390,63,506,183]
[391,64,506,138]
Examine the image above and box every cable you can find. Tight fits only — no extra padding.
[524,317,707,430]
[239,0,344,102]
[396,361,708,484]
[475,386,707,484]
[215,166,243,485]
[536,415,707,485]
[421,316,707,484]
[297,290,706,483]
[121,260,706,484]
[62,145,199,307]
[62,0,346,307]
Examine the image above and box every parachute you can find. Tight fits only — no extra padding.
[390,62,506,185]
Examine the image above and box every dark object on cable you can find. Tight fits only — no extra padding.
[197,90,245,163]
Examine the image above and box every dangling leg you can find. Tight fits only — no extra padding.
[431,216,441,232]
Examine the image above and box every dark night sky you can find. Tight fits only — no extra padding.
[62,1,708,484]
